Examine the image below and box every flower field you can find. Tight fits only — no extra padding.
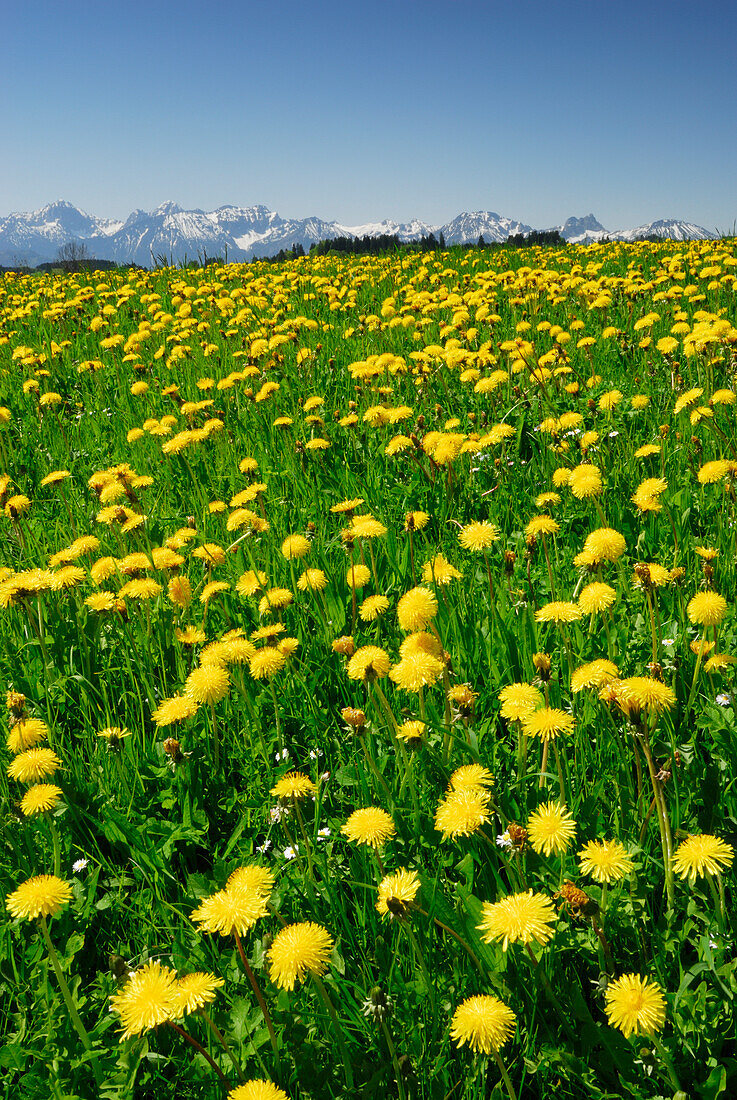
[1,239,736,1099]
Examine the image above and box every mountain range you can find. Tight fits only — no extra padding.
[0,200,718,268]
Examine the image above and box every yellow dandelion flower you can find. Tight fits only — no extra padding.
[228,1082,290,1100]
[346,563,372,589]
[7,748,62,783]
[422,554,462,585]
[674,387,703,415]
[297,568,328,592]
[569,464,602,499]
[618,677,676,715]
[527,802,577,856]
[281,534,311,560]
[236,570,268,597]
[450,994,516,1054]
[109,960,178,1040]
[458,522,501,551]
[350,514,387,539]
[578,582,616,615]
[498,683,542,721]
[525,515,560,539]
[6,874,72,920]
[342,807,396,849]
[389,651,445,692]
[376,868,421,918]
[20,784,63,815]
[171,972,225,1016]
[397,586,438,632]
[672,834,734,883]
[521,708,574,742]
[259,587,293,615]
[200,581,230,604]
[267,922,334,991]
[698,460,731,485]
[635,444,661,458]
[6,717,48,754]
[360,594,390,622]
[435,789,490,841]
[191,888,268,936]
[578,839,634,883]
[396,719,426,744]
[185,665,230,705]
[571,659,619,693]
[447,764,494,795]
[249,649,286,680]
[687,591,728,626]
[535,601,581,624]
[604,974,666,1038]
[227,865,275,897]
[346,645,391,682]
[477,890,557,950]
[271,772,316,800]
[151,695,198,727]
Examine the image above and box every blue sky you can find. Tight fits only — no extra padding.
[3,0,736,230]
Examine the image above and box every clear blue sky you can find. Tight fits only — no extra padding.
[3,0,736,231]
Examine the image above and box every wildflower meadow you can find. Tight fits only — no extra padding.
[1,238,736,1099]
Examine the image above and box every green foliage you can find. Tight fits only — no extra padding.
[0,238,736,1098]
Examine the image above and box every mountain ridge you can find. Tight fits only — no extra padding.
[0,201,719,268]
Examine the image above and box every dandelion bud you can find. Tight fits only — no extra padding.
[163,737,185,764]
[533,653,552,681]
[634,563,652,589]
[361,985,394,1024]
[507,823,528,850]
[341,707,366,732]
[659,424,669,437]
[504,551,516,575]
[332,635,355,657]
[6,691,26,718]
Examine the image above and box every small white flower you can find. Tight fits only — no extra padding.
[716,692,731,707]
[72,858,89,874]
[256,839,272,854]
[496,831,512,849]
[270,805,289,823]
[275,749,289,762]
[309,748,323,760]
[317,828,331,840]
[608,430,619,439]
[283,845,299,861]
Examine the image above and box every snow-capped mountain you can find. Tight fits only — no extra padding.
[0,201,720,268]
[613,218,718,243]
[553,214,609,243]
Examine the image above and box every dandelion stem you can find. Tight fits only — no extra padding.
[639,731,674,912]
[650,1032,682,1093]
[209,703,220,770]
[380,1018,407,1100]
[233,931,280,1069]
[293,799,315,879]
[523,942,575,1043]
[412,904,485,976]
[166,1021,230,1087]
[402,919,435,1010]
[39,916,102,1088]
[311,975,354,1091]
[269,681,283,753]
[200,1009,246,1083]
[490,1047,518,1100]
